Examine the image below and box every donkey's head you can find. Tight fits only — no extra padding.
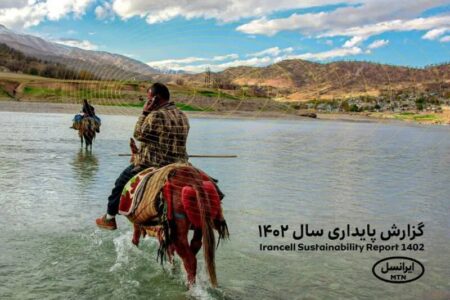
[129,137,139,164]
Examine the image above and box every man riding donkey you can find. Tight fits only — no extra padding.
[95,83,228,287]
[96,82,189,229]
[71,99,101,133]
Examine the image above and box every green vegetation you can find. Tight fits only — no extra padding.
[412,114,439,121]
[394,113,441,122]
[0,43,98,80]
[415,97,425,110]
[23,86,125,99]
[349,104,360,112]
[104,101,210,111]
[0,86,11,98]
[176,103,212,111]
[24,86,63,96]
[197,89,238,100]
[103,101,143,107]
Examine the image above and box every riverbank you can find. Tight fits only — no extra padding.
[0,100,448,125]
[0,100,303,119]
[318,111,450,125]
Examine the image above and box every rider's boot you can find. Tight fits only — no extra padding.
[95,214,117,230]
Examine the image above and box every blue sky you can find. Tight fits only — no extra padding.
[0,0,449,73]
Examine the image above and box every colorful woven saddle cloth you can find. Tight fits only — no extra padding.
[118,163,223,225]
[72,115,101,130]
[118,167,157,217]
[118,163,194,222]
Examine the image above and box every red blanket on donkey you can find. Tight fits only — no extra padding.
[118,163,226,248]
[118,167,157,216]
[118,163,222,225]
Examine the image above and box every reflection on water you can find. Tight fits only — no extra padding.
[71,148,99,185]
[0,112,449,300]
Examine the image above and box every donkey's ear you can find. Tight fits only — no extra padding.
[130,138,138,154]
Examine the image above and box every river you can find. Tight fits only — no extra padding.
[0,111,449,299]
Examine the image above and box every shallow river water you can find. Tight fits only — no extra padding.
[0,111,449,299]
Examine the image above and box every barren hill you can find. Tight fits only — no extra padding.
[161,60,449,101]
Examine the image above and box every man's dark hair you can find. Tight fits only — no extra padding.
[150,83,170,101]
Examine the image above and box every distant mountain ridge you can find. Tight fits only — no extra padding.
[163,59,449,101]
[0,24,158,80]
[0,42,101,80]
[0,24,448,102]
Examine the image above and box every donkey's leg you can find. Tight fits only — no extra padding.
[167,244,175,264]
[85,135,90,150]
[131,223,141,246]
[79,131,84,147]
[190,229,202,256]
[173,219,197,286]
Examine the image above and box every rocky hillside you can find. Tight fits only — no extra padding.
[158,60,449,101]
[0,25,157,80]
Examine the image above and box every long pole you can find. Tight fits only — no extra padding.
[118,154,237,158]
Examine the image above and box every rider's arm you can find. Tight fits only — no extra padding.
[133,111,163,143]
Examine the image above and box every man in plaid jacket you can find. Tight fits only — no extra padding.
[96,83,190,230]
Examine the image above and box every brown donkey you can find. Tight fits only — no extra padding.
[78,117,97,150]
[128,138,228,287]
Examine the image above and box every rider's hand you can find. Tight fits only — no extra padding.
[142,99,153,115]
[129,138,138,154]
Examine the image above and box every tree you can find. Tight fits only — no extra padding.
[29,67,39,75]
[415,98,425,111]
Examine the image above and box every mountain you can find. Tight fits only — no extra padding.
[0,42,100,80]
[166,59,449,101]
[0,24,448,101]
[0,25,158,80]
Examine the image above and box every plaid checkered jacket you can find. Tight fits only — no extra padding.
[133,102,189,168]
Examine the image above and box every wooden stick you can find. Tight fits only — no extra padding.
[189,154,237,158]
[118,154,237,158]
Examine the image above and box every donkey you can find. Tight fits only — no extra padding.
[127,139,229,287]
[78,117,97,150]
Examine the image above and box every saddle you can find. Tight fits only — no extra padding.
[118,163,222,225]
[71,114,101,131]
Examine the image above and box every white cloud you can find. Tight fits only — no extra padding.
[367,39,389,49]
[172,56,274,73]
[0,0,94,29]
[422,27,448,40]
[0,5,46,29]
[148,53,240,69]
[248,46,293,57]
[0,1,28,9]
[343,36,366,48]
[440,35,450,42]
[320,15,450,39]
[284,47,294,53]
[95,2,115,21]
[237,1,449,36]
[235,0,450,51]
[277,46,363,62]
[148,57,207,67]
[147,54,277,73]
[111,0,344,24]
[150,45,364,73]
[54,38,98,50]
[212,54,239,61]
[211,56,273,70]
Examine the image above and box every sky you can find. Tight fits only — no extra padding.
[0,0,449,73]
